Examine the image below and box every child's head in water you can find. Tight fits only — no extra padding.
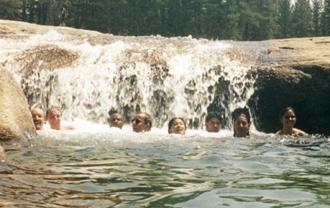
[232,108,251,138]
[168,117,186,135]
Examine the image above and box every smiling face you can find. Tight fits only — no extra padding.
[205,117,221,133]
[132,113,150,133]
[30,108,45,130]
[47,109,62,130]
[234,115,250,137]
[168,118,186,134]
[281,110,296,129]
[109,114,124,129]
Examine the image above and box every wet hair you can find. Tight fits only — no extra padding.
[46,108,62,117]
[30,107,45,117]
[205,112,222,123]
[109,113,124,127]
[168,117,186,132]
[232,108,251,137]
[109,113,124,121]
[279,107,295,120]
[137,112,152,128]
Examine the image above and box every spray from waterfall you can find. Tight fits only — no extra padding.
[0,30,257,130]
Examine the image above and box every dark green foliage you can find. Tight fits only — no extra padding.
[292,0,312,37]
[0,0,327,40]
[323,0,330,35]
[0,0,20,20]
[312,0,322,36]
[277,0,292,38]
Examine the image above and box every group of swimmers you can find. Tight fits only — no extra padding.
[30,106,307,138]
[0,106,308,163]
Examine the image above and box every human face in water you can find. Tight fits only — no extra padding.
[205,117,221,132]
[30,108,45,130]
[281,110,296,129]
[132,114,150,133]
[109,114,124,129]
[47,109,62,130]
[169,118,186,134]
[234,116,250,137]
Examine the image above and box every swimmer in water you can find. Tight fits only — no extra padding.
[46,108,76,130]
[30,107,45,130]
[168,117,186,135]
[109,113,124,129]
[131,112,152,133]
[275,107,306,137]
[233,108,251,138]
[205,112,222,133]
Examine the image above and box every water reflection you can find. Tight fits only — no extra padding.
[1,130,330,207]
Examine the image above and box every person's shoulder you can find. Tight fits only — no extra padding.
[61,125,76,130]
[275,130,282,135]
[293,128,307,136]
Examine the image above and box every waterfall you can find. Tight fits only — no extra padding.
[0,30,258,129]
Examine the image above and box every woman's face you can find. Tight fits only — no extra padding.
[169,119,186,134]
[234,116,250,137]
[281,110,296,128]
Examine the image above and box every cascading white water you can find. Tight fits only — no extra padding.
[0,30,257,129]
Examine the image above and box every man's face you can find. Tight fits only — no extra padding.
[132,114,150,133]
[205,117,221,133]
[47,109,62,128]
[31,108,45,130]
[110,114,124,129]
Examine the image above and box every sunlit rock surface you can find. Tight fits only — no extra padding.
[0,65,36,141]
[0,19,101,36]
[254,38,330,135]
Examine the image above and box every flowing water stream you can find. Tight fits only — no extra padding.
[1,30,330,207]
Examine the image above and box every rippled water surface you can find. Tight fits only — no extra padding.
[1,129,330,207]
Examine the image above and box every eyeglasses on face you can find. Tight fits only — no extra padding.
[284,115,296,119]
[131,118,144,124]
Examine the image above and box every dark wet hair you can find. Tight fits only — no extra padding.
[137,112,152,128]
[46,108,62,117]
[168,117,186,133]
[109,113,124,120]
[279,107,295,120]
[205,112,222,123]
[232,108,251,137]
[109,113,124,125]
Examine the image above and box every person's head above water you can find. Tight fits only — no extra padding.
[232,108,251,138]
[30,107,45,130]
[46,108,62,130]
[46,108,76,130]
[279,107,296,128]
[205,112,222,133]
[276,107,306,136]
[109,113,124,129]
[131,112,152,133]
[168,117,186,135]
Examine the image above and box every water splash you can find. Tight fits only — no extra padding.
[0,30,257,129]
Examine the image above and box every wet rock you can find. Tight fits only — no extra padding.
[1,20,330,135]
[0,65,36,141]
[252,37,330,135]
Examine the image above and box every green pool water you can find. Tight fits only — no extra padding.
[1,130,330,207]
